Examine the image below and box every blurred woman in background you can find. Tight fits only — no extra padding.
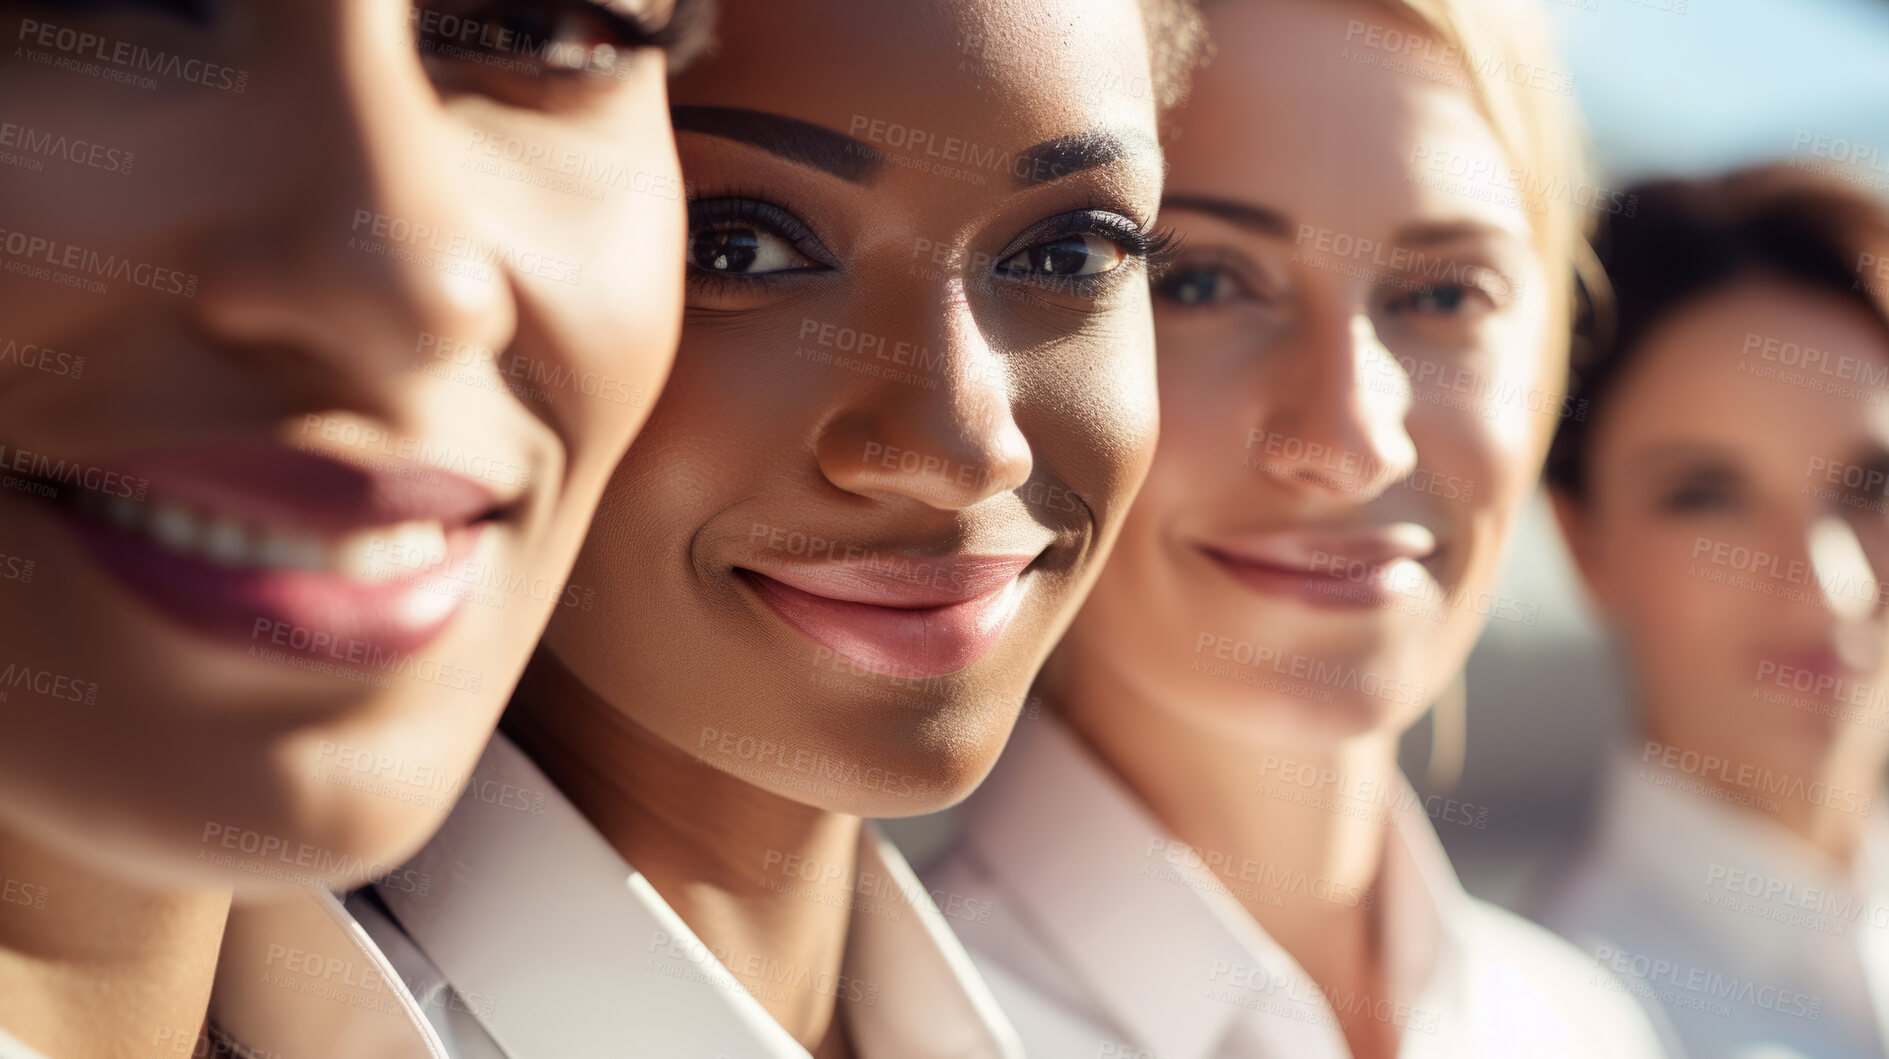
[350,0,1205,1055]
[924,0,1674,1055]
[0,1,704,1055]
[1536,166,1889,1059]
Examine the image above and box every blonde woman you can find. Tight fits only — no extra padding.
[923,1,1675,1056]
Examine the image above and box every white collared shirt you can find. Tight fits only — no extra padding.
[1533,747,1889,1059]
[211,886,450,1059]
[922,714,1675,1059]
[0,1028,50,1059]
[338,733,1025,1059]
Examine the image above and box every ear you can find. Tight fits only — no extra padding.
[1549,486,1613,620]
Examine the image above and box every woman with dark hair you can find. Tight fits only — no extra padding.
[338,1,1207,1055]
[1537,165,1889,1059]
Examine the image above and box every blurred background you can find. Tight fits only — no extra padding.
[887,0,1889,909]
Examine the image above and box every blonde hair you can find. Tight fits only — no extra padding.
[1369,0,1595,340]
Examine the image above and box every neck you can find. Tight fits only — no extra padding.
[506,650,860,1056]
[0,824,230,1058]
[1045,645,1400,1021]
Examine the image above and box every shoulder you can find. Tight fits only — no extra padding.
[1454,895,1678,1057]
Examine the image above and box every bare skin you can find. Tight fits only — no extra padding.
[520,0,1169,1051]
[1042,2,1567,1056]
[0,0,692,1051]
[1558,280,1889,870]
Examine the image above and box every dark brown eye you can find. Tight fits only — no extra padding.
[1157,264,1240,305]
[998,234,1127,279]
[412,0,662,87]
[685,199,833,278]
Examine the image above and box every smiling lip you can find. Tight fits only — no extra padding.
[28,443,517,659]
[738,553,1037,679]
[1198,524,1438,610]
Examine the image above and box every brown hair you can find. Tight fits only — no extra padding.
[1143,0,1210,116]
[1546,164,1889,498]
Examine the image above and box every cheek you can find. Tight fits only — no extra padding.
[1406,400,1536,599]
[1020,316,1159,526]
[1600,518,1746,673]
[489,106,685,443]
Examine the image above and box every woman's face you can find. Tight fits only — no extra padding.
[1060,0,1558,746]
[0,0,688,891]
[544,0,1165,816]
[1560,280,1889,783]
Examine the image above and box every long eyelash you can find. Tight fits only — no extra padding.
[1134,227,1184,279]
[687,194,834,267]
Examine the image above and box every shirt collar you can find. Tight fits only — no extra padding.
[1591,744,1888,968]
[372,732,1022,1059]
[951,713,1466,1059]
[0,1028,51,1059]
[212,886,449,1059]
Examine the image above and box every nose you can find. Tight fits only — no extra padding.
[1250,309,1417,502]
[186,10,516,411]
[816,302,1033,510]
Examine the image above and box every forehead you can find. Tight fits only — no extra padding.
[1605,282,1889,465]
[672,0,1160,156]
[1167,0,1528,241]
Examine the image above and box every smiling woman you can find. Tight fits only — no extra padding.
[335,0,1204,1055]
[0,0,703,1056]
[921,0,1674,1056]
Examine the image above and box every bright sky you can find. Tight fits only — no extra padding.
[1547,0,1889,187]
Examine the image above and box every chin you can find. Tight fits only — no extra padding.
[706,679,1028,819]
[202,745,469,897]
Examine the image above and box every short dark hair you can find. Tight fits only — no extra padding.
[1546,164,1889,499]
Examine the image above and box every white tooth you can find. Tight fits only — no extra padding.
[290,537,326,571]
[384,522,424,570]
[105,496,142,530]
[201,517,252,568]
[149,503,199,553]
[410,521,448,568]
[334,528,397,582]
[255,528,327,572]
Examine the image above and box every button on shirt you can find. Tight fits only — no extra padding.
[353,733,1026,1059]
[1535,748,1889,1059]
[922,715,1675,1059]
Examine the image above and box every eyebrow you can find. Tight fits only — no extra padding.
[1159,197,1530,251]
[1160,194,1293,238]
[674,107,1158,192]
[1014,130,1161,187]
[671,106,881,183]
[1636,443,1740,472]
[1393,219,1529,248]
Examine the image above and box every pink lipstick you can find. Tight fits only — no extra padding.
[1198,523,1438,610]
[27,444,515,660]
[738,552,1035,679]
